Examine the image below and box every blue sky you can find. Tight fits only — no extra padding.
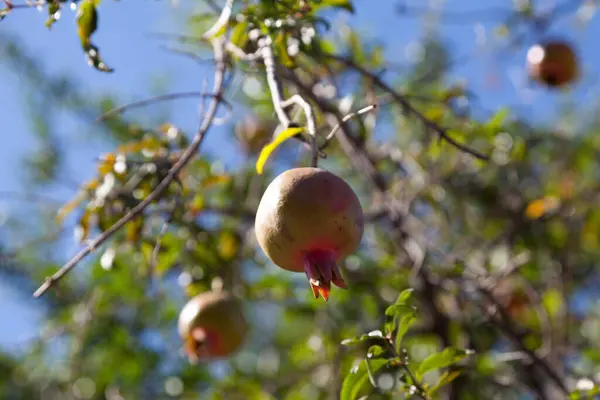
[0,0,599,352]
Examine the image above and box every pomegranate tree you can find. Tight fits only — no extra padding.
[177,290,248,362]
[255,167,364,301]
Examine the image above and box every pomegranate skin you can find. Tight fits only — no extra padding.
[255,168,364,299]
[527,40,578,88]
[178,291,248,361]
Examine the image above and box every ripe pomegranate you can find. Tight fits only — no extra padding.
[527,40,578,88]
[255,167,364,301]
[177,290,248,362]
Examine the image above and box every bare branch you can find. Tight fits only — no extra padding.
[223,35,321,167]
[281,94,318,167]
[2,0,43,9]
[33,38,229,298]
[395,2,512,24]
[319,104,377,151]
[201,0,234,39]
[0,190,64,206]
[148,202,177,290]
[260,37,292,127]
[159,45,215,65]
[96,91,231,122]
[325,54,490,161]
[259,37,319,166]
[226,42,262,62]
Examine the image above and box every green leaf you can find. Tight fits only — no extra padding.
[367,345,384,359]
[385,304,414,318]
[274,31,296,68]
[485,107,510,134]
[256,127,304,174]
[341,334,370,346]
[367,330,383,338]
[416,348,473,380]
[76,209,92,243]
[76,0,98,48]
[387,289,417,348]
[56,190,88,224]
[569,384,600,399]
[230,20,249,49]
[46,3,61,29]
[394,311,416,353]
[345,30,365,63]
[76,0,113,72]
[84,44,114,73]
[428,370,462,395]
[384,321,395,336]
[200,174,231,188]
[315,0,355,13]
[395,288,414,305]
[542,288,564,319]
[340,359,387,400]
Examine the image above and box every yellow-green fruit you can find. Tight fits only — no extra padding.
[177,291,248,361]
[234,116,275,154]
[254,168,364,301]
[527,40,578,88]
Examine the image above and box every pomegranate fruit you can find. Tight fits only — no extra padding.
[527,40,578,88]
[255,167,364,301]
[177,290,248,362]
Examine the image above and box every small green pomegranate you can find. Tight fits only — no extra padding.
[254,167,364,301]
[178,290,248,362]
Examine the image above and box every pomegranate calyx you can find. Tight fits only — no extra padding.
[303,250,347,301]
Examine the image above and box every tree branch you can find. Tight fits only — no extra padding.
[325,54,490,161]
[96,91,231,122]
[320,104,377,151]
[33,38,229,298]
[232,36,321,167]
[281,94,318,167]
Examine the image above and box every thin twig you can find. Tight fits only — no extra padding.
[224,40,324,159]
[319,104,377,151]
[261,37,292,126]
[395,3,512,24]
[33,38,229,298]
[159,45,215,65]
[148,202,177,289]
[0,190,64,206]
[2,0,43,9]
[325,54,490,161]
[381,339,428,399]
[96,92,229,122]
[201,0,234,39]
[0,228,66,264]
[226,42,262,62]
